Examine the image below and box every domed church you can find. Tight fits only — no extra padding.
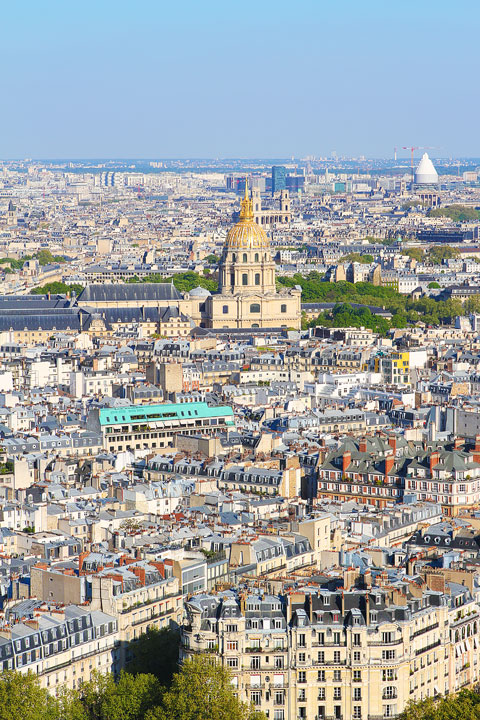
[183,181,301,329]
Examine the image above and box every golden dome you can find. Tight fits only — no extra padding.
[226,179,270,250]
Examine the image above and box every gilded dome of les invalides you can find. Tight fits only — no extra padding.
[226,180,270,250]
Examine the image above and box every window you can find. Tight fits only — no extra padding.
[298,652,306,663]
[274,656,284,669]
[317,651,325,663]
[243,253,248,263]
[274,711,285,720]
[353,670,362,682]
[333,669,341,682]
[353,687,362,701]
[382,632,393,644]
[298,671,306,683]
[222,305,228,314]
[382,650,396,661]
[255,253,259,262]
[275,691,284,705]
[353,633,361,646]
[250,303,261,313]
[226,657,238,668]
[226,641,238,651]
[333,650,341,663]
[250,691,261,706]
[383,669,396,681]
[281,304,287,313]
[353,651,361,662]
[251,656,260,669]
[353,707,362,719]
[226,625,237,633]
[298,634,306,647]
[242,273,248,285]
[255,273,260,285]
[333,687,342,700]
[317,670,325,682]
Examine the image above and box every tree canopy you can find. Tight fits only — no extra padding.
[339,252,374,264]
[30,282,84,296]
[0,655,264,720]
[428,204,480,221]
[399,688,480,720]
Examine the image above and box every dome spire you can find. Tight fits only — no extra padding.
[239,177,254,221]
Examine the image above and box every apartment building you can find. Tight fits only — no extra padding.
[0,604,118,693]
[87,401,235,453]
[181,583,473,720]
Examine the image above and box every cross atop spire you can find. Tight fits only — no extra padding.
[239,177,253,221]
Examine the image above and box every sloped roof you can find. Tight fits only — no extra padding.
[78,283,181,303]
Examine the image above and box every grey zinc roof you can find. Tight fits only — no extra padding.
[78,283,181,303]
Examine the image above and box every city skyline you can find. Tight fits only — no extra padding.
[1,0,478,158]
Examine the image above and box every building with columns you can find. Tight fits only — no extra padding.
[184,182,301,329]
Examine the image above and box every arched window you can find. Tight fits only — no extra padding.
[254,253,259,262]
[242,273,248,286]
[232,253,237,262]
[255,273,260,285]
[243,253,248,263]
[252,323,259,328]
[250,303,261,313]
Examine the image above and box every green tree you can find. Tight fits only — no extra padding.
[126,627,181,686]
[465,295,480,313]
[404,248,424,262]
[36,249,66,265]
[30,282,84,296]
[0,671,58,720]
[428,204,480,222]
[428,246,459,265]
[428,281,441,289]
[339,252,374,264]
[205,254,220,264]
[149,655,266,720]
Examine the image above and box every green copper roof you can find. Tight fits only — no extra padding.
[99,402,234,426]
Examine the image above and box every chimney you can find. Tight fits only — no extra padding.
[359,439,367,453]
[454,437,464,450]
[364,569,372,589]
[342,451,351,476]
[430,451,440,475]
[388,435,397,454]
[78,551,88,575]
[384,454,394,477]
[474,435,480,464]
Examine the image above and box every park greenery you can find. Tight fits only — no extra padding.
[404,245,460,264]
[0,635,265,720]
[339,252,374,264]
[0,250,66,271]
[428,204,480,221]
[30,282,84,296]
[398,688,480,720]
[127,271,218,293]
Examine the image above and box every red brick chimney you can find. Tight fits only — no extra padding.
[430,451,440,475]
[473,436,480,464]
[454,437,464,450]
[78,551,88,575]
[359,439,367,453]
[343,451,351,475]
[384,454,394,477]
[388,436,397,454]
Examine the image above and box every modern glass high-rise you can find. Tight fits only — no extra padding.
[271,165,287,195]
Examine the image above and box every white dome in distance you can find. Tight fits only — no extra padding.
[414,153,438,184]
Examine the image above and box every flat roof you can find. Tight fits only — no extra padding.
[99,402,234,426]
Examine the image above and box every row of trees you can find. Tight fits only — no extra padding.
[428,204,480,222]
[404,246,460,264]
[0,628,265,720]
[127,271,218,293]
[30,282,84,296]
[0,250,66,271]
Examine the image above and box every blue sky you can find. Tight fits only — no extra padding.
[1,0,477,158]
